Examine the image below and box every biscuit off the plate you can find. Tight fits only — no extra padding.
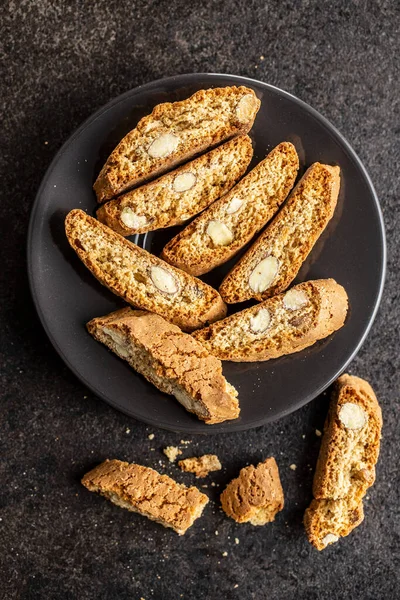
[87,308,239,425]
[81,459,209,535]
[219,162,340,303]
[93,86,261,203]
[304,374,382,550]
[64,209,226,332]
[161,141,299,276]
[220,458,284,525]
[96,135,253,236]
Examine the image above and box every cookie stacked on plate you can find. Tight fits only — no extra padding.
[65,85,347,425]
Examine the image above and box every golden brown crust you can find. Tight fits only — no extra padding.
[304,498,364,551]
[161,142,299,276]
[219,163,340,303]
[313,374,382,501]
[193,279,348,362]
[304,374,382,550]
[81,459,208,535]
[65,209,226,332]
[93,86,260,203]
[96,136,253,235]
[220,458,284,524]
[87,308,240,425]
[178,455,222,478]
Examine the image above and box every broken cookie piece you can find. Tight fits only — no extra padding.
[178,454,222,478]
[220,458,284,525]
[304,495,364,551]
[81,459,208,535]
[304,374,382,550]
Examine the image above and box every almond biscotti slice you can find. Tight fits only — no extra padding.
[65,209,226,332]
[220,458,284,525]
[313,374,382,502]
[87,308,240,424]
[219,162,340,303]
[96,136,253,235]
[304,375,382,550]
[81,459,208,535]
[161,142,299,276]
[193,279,348,362]
[93,86,260,203]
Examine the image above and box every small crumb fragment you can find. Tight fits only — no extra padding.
[290,464,297,471]
[302,434,306,439]
[163,446,182,462]
[315,429,322,437]
[222,551,228,557]
[178,454,222,478]
[211,482,216,487]
[234,584,239,588]
[126,428,130,434]
[180,440,191,444]
[215,530,218,535]
[148,433,155,440]
[44,141,48,145]
[235,537,239,545]
[260,55,265,60]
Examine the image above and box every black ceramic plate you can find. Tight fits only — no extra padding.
[28,73,386,433]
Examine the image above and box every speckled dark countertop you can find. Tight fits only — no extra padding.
[1,2,399,599]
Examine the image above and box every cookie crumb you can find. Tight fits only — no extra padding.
[235,537,239,544]
[215,530,218,535]
[163,446,182,462]
[315,429,322,437]
[290,464,297,471]
[222,551,228,557]
[260,55,265,60]
[126,428,130,434]
[148,433,155,440]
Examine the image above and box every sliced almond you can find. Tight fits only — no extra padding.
[148,133,179,158]
[249,308,271,334]
[322,533,339,547]
[248,256,279,294]
[150,265,179,295]
[236,94,258,123]
[173,172,197,192]
[283,288,309,311]
[206,221,233,246]
[338,403,368,430]
[226,197,244,214]
[120,207,148,230]
[103,327,129,358]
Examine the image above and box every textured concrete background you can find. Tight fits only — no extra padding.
[1,1,399,598]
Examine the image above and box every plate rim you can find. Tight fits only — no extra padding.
[27,72,387,434]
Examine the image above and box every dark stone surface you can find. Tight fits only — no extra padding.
[1,1,399,598]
